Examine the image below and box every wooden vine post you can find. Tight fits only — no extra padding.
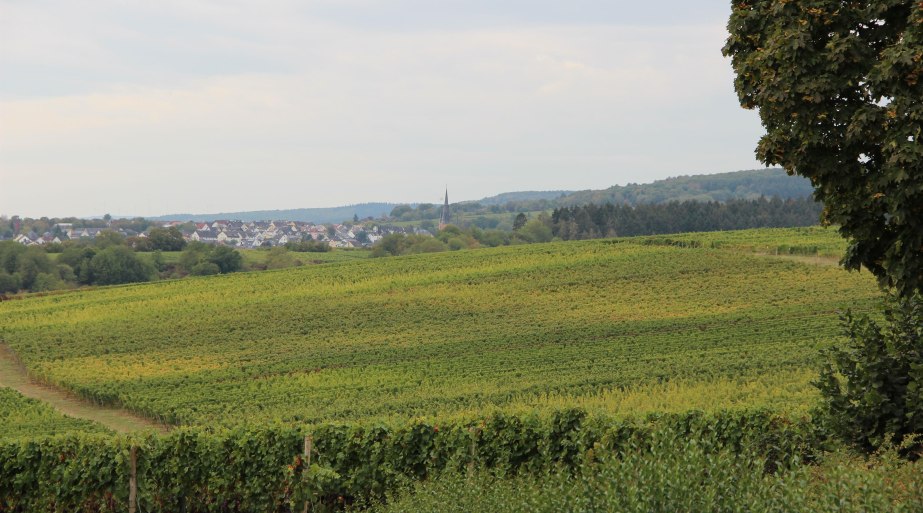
[128,445,138,513]
[302,435,313,513]
[467,428,476,477]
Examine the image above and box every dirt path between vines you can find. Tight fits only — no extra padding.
[757,252,841,267]
[0,344,169,434]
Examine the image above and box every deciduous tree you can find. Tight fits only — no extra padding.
[147,227,187,252]
[513,213,528,231]
[724,1,923,297]
[208,245,243,274]
[89,246,154,285]
[726,1,923,456]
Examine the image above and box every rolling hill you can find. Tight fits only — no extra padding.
[557,168,813,206]
[0,227,874,428]
[143,168,812,224]
[0,226,893,511]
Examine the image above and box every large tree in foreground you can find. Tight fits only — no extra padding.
[723,1,923,297]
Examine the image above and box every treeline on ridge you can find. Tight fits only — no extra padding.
[387,168,814,224]
[551,196,823,240]
[373,196,822,256]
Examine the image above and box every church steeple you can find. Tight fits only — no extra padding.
[438,189,450,230]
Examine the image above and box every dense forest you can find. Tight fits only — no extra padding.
[550,196,823,240]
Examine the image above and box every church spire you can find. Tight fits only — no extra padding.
[438,189,450,230]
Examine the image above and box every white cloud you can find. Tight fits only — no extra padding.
[0,1,763,217]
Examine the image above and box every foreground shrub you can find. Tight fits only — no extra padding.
[815,293,923,456]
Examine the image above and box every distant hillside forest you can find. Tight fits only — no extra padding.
[373,196,823,257]
[557,168,813,206]
[550,196,823,240]
[139,168,810,226]
[389,168,813,224]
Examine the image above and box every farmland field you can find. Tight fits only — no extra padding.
[0,227,878,429]
[149,247,370,267]
[638,226,849,256]
[47,247,370,268]
[0,387,109,439]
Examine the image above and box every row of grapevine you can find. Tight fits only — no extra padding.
[0,388,109,440]
[377,437,923,513]
[0,235,878,428]
[0,409,820,513]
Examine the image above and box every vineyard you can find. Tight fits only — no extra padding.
[46,247,371,268]
[0,409,821,511]
[378,430,923,513]
[635,226,849,256]
[0,227,893,510]
[0,227,877,429]
[0,388,108,440]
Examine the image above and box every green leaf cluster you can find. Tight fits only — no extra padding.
[724,1,923,297]
[379,434,923,513]
[814,293,923,454]
[0,409,818,512]
[179,242,243,276]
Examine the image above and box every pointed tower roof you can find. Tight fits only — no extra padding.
[438,189,450,230]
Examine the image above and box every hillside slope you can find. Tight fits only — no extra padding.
[0,387,109,440]
[469,190,573,206]
[557,168,812,206]
[391,169,815,228]
[0,228,874,428]
[146,169,811,224]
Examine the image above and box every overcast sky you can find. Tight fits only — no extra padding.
[0,0,767,218]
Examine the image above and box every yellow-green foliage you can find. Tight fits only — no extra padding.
[0,228,878,427]
[496,368,820,417]
[377,438,923,513]
[0,409,820,512]
[0,387,108,440]
[640,226,849,256]
[148,247,368,267]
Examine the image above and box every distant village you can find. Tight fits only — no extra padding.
[4,219,432,249]
[3,192,452,250]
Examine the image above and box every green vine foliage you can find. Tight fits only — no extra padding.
[814,294,923,455]
[724,1,923,297]
[0,409,820,513]
[0,435,126,512]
